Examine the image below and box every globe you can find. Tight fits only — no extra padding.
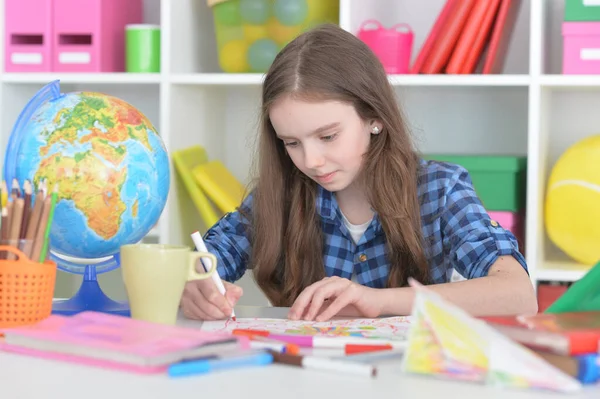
[3,80,170,316]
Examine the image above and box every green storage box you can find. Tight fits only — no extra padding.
[565,0,600,21]
[425,154,527,212]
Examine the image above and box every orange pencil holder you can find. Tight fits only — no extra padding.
[0,245,57,329]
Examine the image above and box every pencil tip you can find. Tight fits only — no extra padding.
[232,317,237,321]
[24,180,32,194]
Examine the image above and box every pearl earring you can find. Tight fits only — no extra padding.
[372,126,380,134]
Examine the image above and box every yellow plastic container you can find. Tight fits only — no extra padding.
[208,0,339,73]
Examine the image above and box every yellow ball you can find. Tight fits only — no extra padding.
[266,17,302,46]
[243,24,268,43]
[545,134,600,265]
[219,40,249,73]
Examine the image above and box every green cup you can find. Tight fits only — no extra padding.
[126,24,161,73]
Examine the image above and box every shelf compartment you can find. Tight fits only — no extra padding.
[345,0,531,75]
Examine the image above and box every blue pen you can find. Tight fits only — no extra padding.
[168,351,274,378]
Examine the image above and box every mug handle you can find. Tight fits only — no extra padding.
[188,252,218,280]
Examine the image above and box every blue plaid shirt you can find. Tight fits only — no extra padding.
[203,159,528,287]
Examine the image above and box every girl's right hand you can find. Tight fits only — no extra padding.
[181,278,243,321]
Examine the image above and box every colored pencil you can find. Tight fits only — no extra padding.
[30,197,50,262]
[0,207,8,260]
[23,181,45,259]
[10,179,20,201]
[0,179,58,262]
[7,198,24,260]
[19,180,32,239]
[38,184,58,262]
[0,180,7,209]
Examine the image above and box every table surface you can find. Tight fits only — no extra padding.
[0,306,598,399]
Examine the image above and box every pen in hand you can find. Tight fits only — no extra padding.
[190,231,237,320]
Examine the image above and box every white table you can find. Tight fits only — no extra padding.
[0,306,598,398]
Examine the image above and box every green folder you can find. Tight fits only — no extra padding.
[544,261,600,313]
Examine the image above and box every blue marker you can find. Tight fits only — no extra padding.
[577,354,600,384]
[168,351,273,378]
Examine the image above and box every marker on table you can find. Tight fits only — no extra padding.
[233,332,300,355]
[168,351,273,378]
[191,231,236,320]
[268,351,377,378]
[232,328,405,351]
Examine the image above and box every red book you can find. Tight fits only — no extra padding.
[482,311,600,356]
[446,0,491,74]
[410,0,458,74]
[460,0,502,74]
[481,0,522,74]
[420,0,477,74]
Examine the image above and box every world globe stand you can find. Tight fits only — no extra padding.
[51,255,131,317]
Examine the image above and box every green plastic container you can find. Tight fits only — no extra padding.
[126,24,161,73]
[425,154,527,212]
[565,0,600,21]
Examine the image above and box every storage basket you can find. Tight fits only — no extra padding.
[207,0,339,73]
[0,245,57,329]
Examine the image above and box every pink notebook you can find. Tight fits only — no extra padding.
[0,342,166,374]
[0,311,247,368]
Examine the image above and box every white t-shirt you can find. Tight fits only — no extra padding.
[340,211,372,282]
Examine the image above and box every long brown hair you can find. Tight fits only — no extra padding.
[249,23,430,306]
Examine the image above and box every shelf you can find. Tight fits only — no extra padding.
[2,73,162,84]
[171,73,265,85]
[388,74,530,86]
[170,73,531,87]
[540,75,600,89]
[534,260,593,282]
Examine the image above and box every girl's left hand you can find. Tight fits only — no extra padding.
[288,276,382,321]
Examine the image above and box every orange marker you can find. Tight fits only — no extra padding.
[233,330,300,355]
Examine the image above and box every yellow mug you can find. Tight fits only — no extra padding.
[120,243,217,325]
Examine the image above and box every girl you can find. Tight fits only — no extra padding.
[181,24,537,322]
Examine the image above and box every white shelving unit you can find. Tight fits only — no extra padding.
[0,0,596,303]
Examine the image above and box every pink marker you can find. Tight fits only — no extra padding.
[232,329,406,350]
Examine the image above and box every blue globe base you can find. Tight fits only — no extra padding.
[52,265,130,317]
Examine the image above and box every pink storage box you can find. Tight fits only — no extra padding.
[562,22,600,74]
[488,210,525,254]
[4,0,53,72]
[357,20,413,74]
[52,0,142,72]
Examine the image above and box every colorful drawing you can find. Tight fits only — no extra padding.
[200,316,412,341]
[400,279,582,394]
